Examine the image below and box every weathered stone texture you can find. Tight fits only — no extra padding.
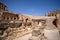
[46,10,60,30]
[0,2,60,40]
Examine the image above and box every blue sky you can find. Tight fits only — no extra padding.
[0,0,60,16]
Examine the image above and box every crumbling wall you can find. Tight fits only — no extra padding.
[45,10,60,30]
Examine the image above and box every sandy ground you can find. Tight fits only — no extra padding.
[13,29,60,40]
[44,29,60,40]
[14,33,32,40]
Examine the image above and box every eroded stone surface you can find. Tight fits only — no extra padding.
[44,29,60,40]
[0,2,60,40]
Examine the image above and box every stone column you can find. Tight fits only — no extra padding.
[56,14,60,30]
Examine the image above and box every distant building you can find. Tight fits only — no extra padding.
[0,2,8,11]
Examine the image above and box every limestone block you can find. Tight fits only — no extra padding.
[44,29,60,40]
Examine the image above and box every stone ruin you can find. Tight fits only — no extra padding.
[0,2,60,40]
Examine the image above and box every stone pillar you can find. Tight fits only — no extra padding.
[5,17,7,20]
[56,14,60,30]
[9,17,11,20]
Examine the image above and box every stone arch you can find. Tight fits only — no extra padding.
[26,18,28,22]
[13,17,18,20]
[7,17,9,20]
[53,19,57,27]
